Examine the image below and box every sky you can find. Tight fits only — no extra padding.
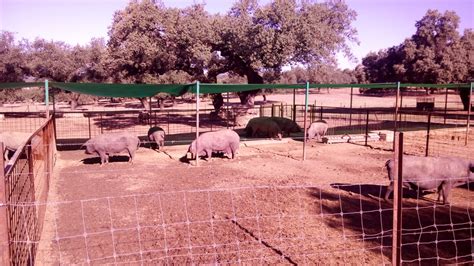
[1,0,473,70]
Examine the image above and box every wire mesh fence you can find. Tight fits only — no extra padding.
[1,101,472,161]
[1,115,473,265]
[0,117,56,265]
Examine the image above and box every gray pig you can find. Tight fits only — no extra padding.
[245,117,282,139]
[148,126,165,150]
[306,120,328,141]
[269,117,301,137]
[83,132,140,165]
[188,129,240,160]
[384,155,474,204]
[0,132,32,161]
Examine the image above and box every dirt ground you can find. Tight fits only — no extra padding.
[35,139,473,265]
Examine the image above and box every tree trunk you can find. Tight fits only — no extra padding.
[459,88,471,111]
[70,93,81,110]
[237,69,264,106]
[212,93,224,113]
[139,97,151,110]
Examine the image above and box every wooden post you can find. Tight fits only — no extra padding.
[466,83,472,146]
[0,143,11,265]
[392,132,404,266]
[303,82,309,161]
[195,82,200,166]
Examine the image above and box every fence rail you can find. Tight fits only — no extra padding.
[0,117,56,265]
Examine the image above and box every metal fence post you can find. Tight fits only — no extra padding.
[365,110,369,146]
[167,111,170,135]
[148,97,153,127]
[226,92,230,129]
[195,82,200,166]
[303,82,309,161]
[466,82,473,146]
[392,132,404,266]
[52,89,58,144]
[100,113,103,134]
[320,106,323,121]
[45,80,49,118]
[0,143,11,266]
[292,89,296,122]
[425,112,432,157]
[444,88,448,125]
[88,116,92,139]
[393,82,400,151]
[349,86,353,126]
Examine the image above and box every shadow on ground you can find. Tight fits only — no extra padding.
[307,184,473,264]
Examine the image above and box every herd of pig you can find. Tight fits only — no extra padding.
[1,116,473,205]
[82,117,328,164]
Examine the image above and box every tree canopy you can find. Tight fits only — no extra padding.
[1,2,472,110]
[357,10,473,109]
[104,0,358,105]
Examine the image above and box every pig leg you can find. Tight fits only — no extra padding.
[384,182,394,201]
[205,149,212,160]
[438,181,451,205]
[4,150,9,161]
[224,147,232,159]
[127,148,135,164]
[98,151,107,165]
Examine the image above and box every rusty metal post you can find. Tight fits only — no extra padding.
[444,88,448,125]
[148,97,153,127]
[226,92,230,129]
[399,90,403,122]
[167,111,170,135]
[100,113,103,134]
[292,89,296,122]
[365,110,369,146]
[88,116,91,139]
[425,112,432,157]
[349,86,353,126]
[0,143,11,266]
[466,82,472,146]
[45,80,49,119]
[392,132,404,266]
[393,82,400,151]
[51,88,57,143]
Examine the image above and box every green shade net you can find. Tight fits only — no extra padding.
[0,82,470,97]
